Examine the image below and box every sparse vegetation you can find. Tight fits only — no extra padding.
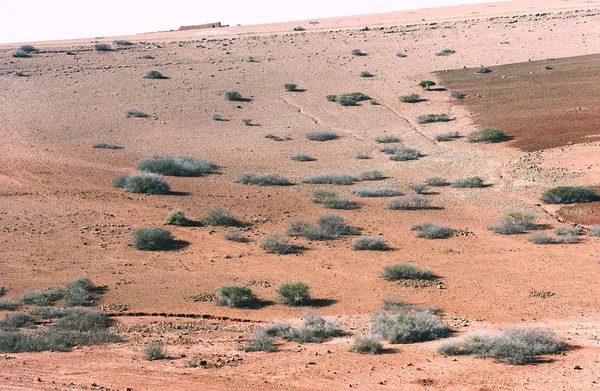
[242,118,255,126]
[528,232,558,244]
[438,328,565,365]
[224,90,242,101]
[352,187,401,197]
[144,70,168,79]
[93,143,123,149]
[306,130,339,141]
[360,170,384,181]
[399,94,422,103]
[418,114,450,124]
[452,177,485,188]
[436,48,456,56]
[589,225,600,237]
[351,49,366,56]
[276,282,311,306]
[382,263,436,281]
[202,207,240,227]
[261,233,297,254]
[468,128,508,143]
[489,214,538,234]
[409,183,428,194]
[382,146,422,161]
[244,334,277,352]
[540,186,597,204]
[349,335,383,354]
[126,109,148,118]
[216,286,255,308]
[131,227,174,250]
[411,223,453,239]
[165,210,191,226]
[94,43,112,51]
[288,214,359,241]
[450,90,466,99]
[374,136,400,143]
[0,299,19,311]
[554,225,583,236]
[113,40,133,46]
[322,196,358,210]
[352,236,388,251]
[360,71,374,78]
[426,177,450,186]
[224,230,248,243]
[302,174,357,185]
[20,289,64,306]
[373,310,451,344]
[435,131,460,142]
[143,342,166,360]
[236,172,293,186]
[336,92,370,106]
[311,189,340,204]
[291,154,316,162]
[419,80,436,90]
[138,155,216,177]
[284,312,342,343]
[387,195,431,210]
[326,94,337,102]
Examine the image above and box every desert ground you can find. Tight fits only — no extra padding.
[1,0,600,389]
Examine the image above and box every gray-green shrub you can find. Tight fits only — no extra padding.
[399,94,421,103]
[468,128,508,143]
[452,177,485,188]
[360,170,384,181]
[126,109,148,118]
[291,154,316,162]
[224,90,242,101]
[589,225,600,237]
[276,282,311,306]
[418,114,450,124]
[165,210,191,226]
[261,233,296,254]
[387,195,430,210]
[426,177,450,186]
[0,299,19,311]
[131,227,174,250]
[306,131,338,141]
[144,342,166,360]
[528,232,558,244]
[349,335,383,354]
[302,174,356,185]
[411,223,453,239]
[352,187,401,197]
[121,173,170,194]
[352,236,388,251]
[540,186,597,204]
[435,131,460,141]
[202,207,240,226]
[284,83,298,91]
[381,264,435,281]
[224,230,248,242]
[137,155,216,177]
[144,70,168,79]
[373,310,451,344]
[374,136,400,143]
[215,286,255,308]
[236,172,293,186]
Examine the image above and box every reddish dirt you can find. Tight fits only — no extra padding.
[1,0,600,389]
[438,54,600,152]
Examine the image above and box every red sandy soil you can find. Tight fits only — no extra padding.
[1,0,600,389]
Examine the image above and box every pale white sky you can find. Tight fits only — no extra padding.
[0,0,502,44]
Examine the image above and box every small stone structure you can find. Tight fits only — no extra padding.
[179,22,222,31]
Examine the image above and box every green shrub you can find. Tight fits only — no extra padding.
[311,189,339,204]
[382,264,435,281]
[216,286,255,308]
[438,328,565,365]
[261,233,296,254]
[1,313,35,329]
[28,307,65,319]
[399,94,421,103]
[373,310,450,344]
[374,136,400,143]
[131,227,174,250]
[20,289,64,306]
[276,282,311,306]
[144,70,168,79]
[528,232,558,244]
[411,223,453,239]
[63,286,89,307]
[122,173,170,194]
[306,130,338,141]
[291,154,315,162]
[19,45,37,52]
[352,187,401,197]
[452,177,485,188]
[303,174,356,185]
[426,177,450,186]
[285,312,342,343]
[236,172,293,186]
[202,207,240,226]
[137,155,216,176]
[468,128,508,143]
[359,71,373,78]
[242,118,255,126]
[144,342,166,360]
[126,109,148,118]
[352,236,388,251]
[381,146,421,161]
[224,230,247,242]
[284,83,298,91]
[53,308,109,332]
[387,195,430,210]
[419,80,436,89]
[349,335,383,354]
[326,94,337,102]
[336,92,370,106]
[224,90,242,101]
[288,214,358,241]
[165,210,191,226]
[360,170,384,180]
[418,114,449,124]
[12,50,30,58]
[94,43,112,51]
[351,49,366,56]
[540,186,597,204]
[355,154,370,159]
[0,299,19,311]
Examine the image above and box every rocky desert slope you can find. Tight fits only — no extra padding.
[1,0,600,389]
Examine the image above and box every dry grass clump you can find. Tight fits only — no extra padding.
[352,236,388,251]
[302,174,357,185]
[372,310,451,344]
[261,233,298,254]
[352,188,401,197]
[349,335,383,354]
[426,177,450,187]
[224,230,248,242]
[435,131,460,142]
[360,170,384,181]
[374,136,400,143]
[489,213,538,234]
[589,225,600,237]
[291,154,316,162]
[528,232,558,244]
[143,342,166,360]
[236,172,293,186]
[411,223,453,239]
[381,146,422,161]
[451,177,485,188]
[438,328,565,365]
[381,264,436,281]
[387,195,431,210]
[137,155,216,177]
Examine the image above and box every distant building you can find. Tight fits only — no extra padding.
[179,22,223,31]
